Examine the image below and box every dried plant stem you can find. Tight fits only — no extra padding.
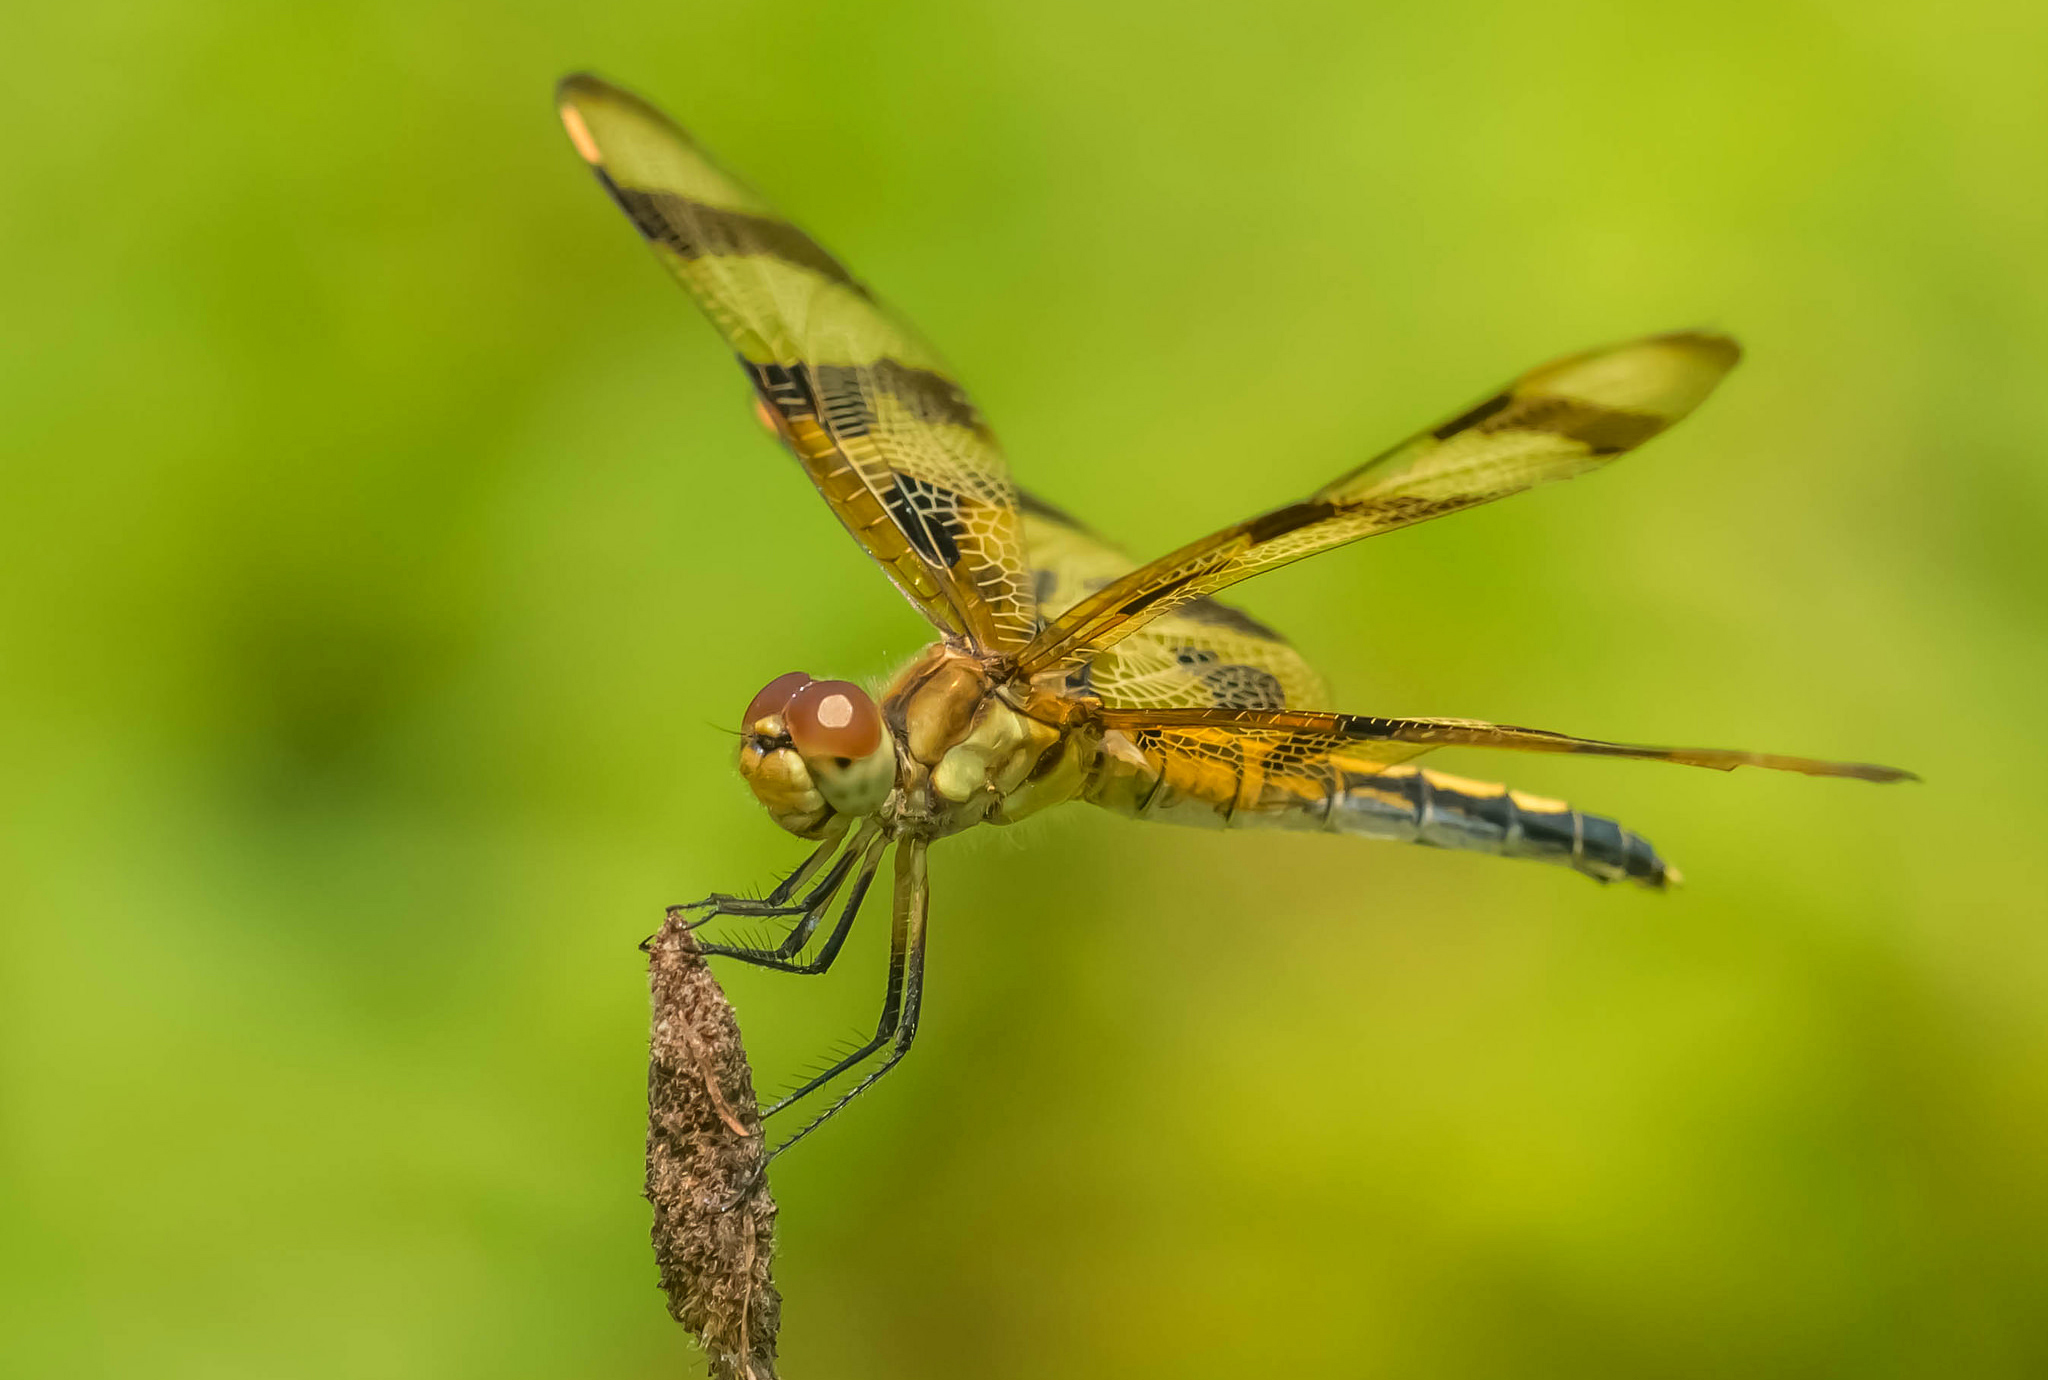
[645,908,781,1380]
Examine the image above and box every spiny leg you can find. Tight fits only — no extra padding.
[753,821,852,907]
[682,818,858,920]
[647,832,846,953]
[685,820,879,966]
[700,828,888,974]
[761,839,930,1161]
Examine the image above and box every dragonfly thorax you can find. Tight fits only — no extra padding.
[883,645,1078,834]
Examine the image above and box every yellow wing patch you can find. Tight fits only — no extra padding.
[1019,491,1327,711]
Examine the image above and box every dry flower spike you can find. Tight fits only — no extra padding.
[646,908,781,1380]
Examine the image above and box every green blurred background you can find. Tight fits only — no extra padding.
[5,0,2045,1375]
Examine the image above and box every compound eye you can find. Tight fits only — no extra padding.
[784,679,883,761]
[743,671,812,733]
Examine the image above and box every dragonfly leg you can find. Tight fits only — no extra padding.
[698,830,887,973]
[754,822,849,906]
[759,840,929,1159]
[679,820,858,919]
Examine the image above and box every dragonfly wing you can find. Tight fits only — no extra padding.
[1018,332,1740,677]
[1086,708,1909,888]
[1020,491,1328,711]
[559,74,1035,652]
[1097,707,1918,783]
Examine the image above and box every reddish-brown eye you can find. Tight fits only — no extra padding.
[743,671,812,733]
[784,679,883,760]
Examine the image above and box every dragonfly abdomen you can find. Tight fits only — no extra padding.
[1300,766,1676,890]
[1090,739,1676,890]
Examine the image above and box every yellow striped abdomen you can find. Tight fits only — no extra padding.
[1084,741,1677,890]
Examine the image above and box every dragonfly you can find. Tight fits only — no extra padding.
[557,73,1914,1162]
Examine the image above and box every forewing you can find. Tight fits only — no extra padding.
[1020,491,1328,711]
[1098,707,1918,783]
[558,74,1035,651]
[1018,332,1740,676]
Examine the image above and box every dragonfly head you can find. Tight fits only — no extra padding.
[737,672,897,836]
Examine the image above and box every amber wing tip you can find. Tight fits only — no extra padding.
[554,71,690,152]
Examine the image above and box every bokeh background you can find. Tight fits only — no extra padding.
[6,1,2046,1375]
